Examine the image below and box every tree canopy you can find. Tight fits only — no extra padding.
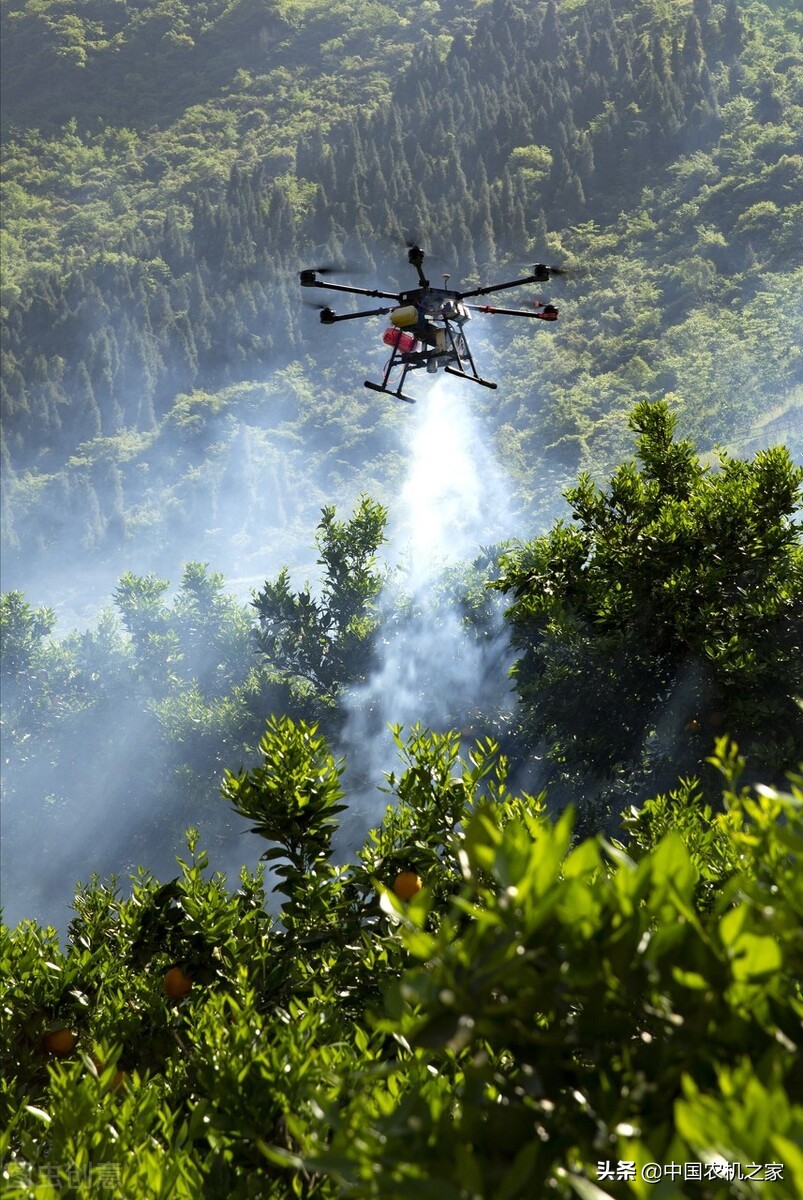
[2,723,801,1198]
[496,400,803,793]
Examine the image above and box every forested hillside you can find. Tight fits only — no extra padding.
[2,0,801,600]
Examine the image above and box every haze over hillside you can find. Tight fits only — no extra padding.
[1,0,802,927]
[2,0,801,605]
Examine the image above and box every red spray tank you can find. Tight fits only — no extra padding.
[383,327,417,353]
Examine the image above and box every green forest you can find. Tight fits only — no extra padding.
[2,0,802,586]
[2,0,803,1196]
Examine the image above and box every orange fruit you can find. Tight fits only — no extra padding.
[92,1055,127,1092]
[163,965,193,999]
[42,1028,77,1057]
[393,871,423,900]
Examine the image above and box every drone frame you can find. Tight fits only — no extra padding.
[300,248,559,403]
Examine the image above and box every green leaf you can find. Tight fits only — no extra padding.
[671,967,709,990]
[650,831,697,898]
[719,905,748,947]
[730,932,783,979]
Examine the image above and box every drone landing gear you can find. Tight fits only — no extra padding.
[364,339,422,401]
[364,380,416,404]
[444,366,498,390]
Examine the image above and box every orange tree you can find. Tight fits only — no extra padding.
[0,717,502,1197]
[252,497,388,709]
[2,720,801,1199]
[494,401,803,793]
[313,742,803,1199]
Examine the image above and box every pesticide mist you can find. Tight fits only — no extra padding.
[0,374,523,932]
[338,377,517,822]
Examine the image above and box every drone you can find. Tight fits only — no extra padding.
[300,244,563,403]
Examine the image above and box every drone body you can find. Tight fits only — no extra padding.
[300,245,561,403]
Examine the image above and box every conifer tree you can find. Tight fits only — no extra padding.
[541,0,565,61]
[721,0,747,60]
[74,363,102,441]
[683,14,705,77]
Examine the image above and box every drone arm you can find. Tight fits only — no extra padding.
[301,277,400,301]
[466,303,558,321]
[319,306,394,323]
[458,261,565,299]
[459,273,550,300]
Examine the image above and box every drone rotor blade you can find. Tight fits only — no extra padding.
[310,261,367,276]
[394,227,424,251]
[518,262,574,279]
[389,229,433,257]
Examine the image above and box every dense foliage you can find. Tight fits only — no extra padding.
[3,406,801,922]
[2,722,801,1198]
[252,496,387,703]
[496,400,803,799]
[0,497,388,923]
[3,413,801,1193]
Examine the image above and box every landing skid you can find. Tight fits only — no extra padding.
[364,380,416,403]
[444,366,498,390]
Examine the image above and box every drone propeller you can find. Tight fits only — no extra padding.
[385,230,424,259]
[302,300,338,323]
[526,262,573,280]
[304,299,339,319]
[389,227,424,250]
[388,229,438,259]
[299,261,369,285]
[307,261,368,275]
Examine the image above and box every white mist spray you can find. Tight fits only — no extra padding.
[396,379,511,584]
[339,376,517,814]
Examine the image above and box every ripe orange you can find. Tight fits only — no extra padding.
[393,871,423,900]
[42,1027,77,1057]
[163,965,193,999]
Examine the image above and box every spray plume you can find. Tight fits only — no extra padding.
[338,377,517,821]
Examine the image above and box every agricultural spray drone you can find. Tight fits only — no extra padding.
[300,244,564,403]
